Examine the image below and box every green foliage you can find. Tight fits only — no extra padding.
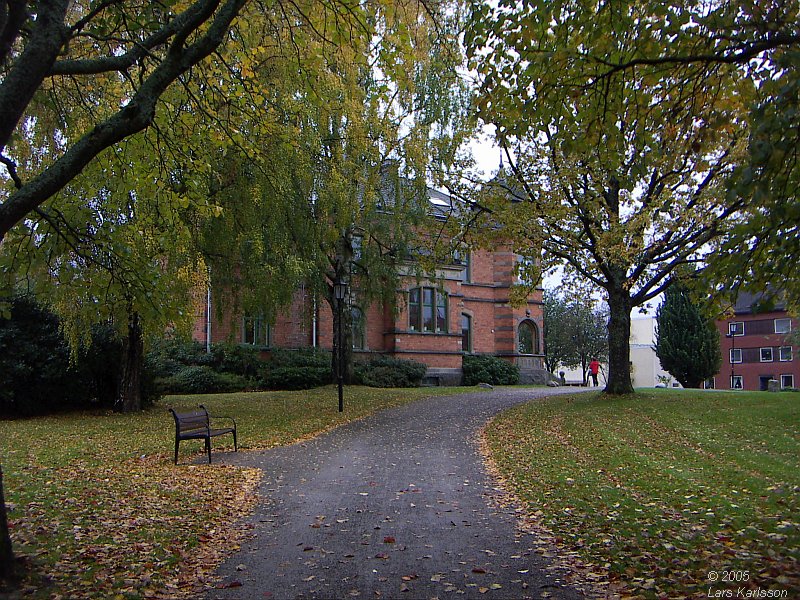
[155,366,250,395]
[464,1,753,394]
[261,367,332,391]
[0,294,81,415]
[146,338,261,394]
[259,348,332,390]
[353,356,427,388]
[0,294,154,416]
[268,347,331,369]
[655,281,722,388]
[462,354,519,386]
[212,342,262,378]
[543,289,608,376]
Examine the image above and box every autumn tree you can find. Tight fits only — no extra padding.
[655,279,721,389]
[465,1,753,394]
[543,288,608,382]
[539,1,800,313]
[199,2,473,382]
[0,0,469,580]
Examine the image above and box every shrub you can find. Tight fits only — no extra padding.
[261,366,331,390]
[0,295,81,415]
[146,338,216,378]
[269,347,331,369]
[212,342,261,377]
[155,366,250,395]
[0,295,151,415]
[462,354,519,386]
[354,356,427,388]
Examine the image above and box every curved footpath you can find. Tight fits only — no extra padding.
[207,387,590,600]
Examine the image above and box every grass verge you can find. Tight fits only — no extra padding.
[482,389,800,599]
[1,385,468,598]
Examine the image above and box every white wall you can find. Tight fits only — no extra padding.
[630,317,682,389]
[554,317,681,388]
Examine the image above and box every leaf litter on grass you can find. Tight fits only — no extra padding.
[481,390,800,599]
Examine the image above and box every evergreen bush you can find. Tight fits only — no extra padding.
[154,365,250,395]
[261,366,332,390]
[354,356,427,388]
[462,354,519,386]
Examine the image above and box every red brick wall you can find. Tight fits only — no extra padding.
[715,312,799,390]
[192,244,545,374]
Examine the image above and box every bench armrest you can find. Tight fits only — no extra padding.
[199,404,236,429]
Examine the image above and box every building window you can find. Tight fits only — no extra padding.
[454,249,471,283]
[779,346,793,362]
[242,315,270,347]
[781,374,795,389]
[731,375,743,389]
[775,318,792,334]
[518,320,540,355]
[730,348,742,364]
[352,306,365,350]
[728,321,744,336]
[461,313,472,353]
[409,287,448,333]
[760,347,774,362]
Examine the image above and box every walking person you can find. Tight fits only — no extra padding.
[589,358,601,387]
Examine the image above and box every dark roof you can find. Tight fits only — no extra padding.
[734,290,787,314]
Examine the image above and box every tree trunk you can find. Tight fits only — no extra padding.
[116,312,143,413]
[0,464,14,580]
[605,287,635,394]
[329,295,353,385]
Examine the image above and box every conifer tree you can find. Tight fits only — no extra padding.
[655,281,721,389]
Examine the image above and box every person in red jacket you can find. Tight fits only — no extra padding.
[589,359,601,387]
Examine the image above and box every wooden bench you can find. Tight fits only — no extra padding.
[169,404,237,464]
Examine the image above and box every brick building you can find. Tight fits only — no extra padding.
[192,187,548,386]
[712,292,798,391]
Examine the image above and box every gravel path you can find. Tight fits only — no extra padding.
[206,387,589,600]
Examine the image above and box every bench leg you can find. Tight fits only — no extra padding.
[233,430,238,453]
[174,439,179,465]
[205,437,212,463]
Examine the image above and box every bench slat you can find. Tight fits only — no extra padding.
[170,406,238,464]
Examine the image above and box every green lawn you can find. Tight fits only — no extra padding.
[483,389,800,599]
[0,385,467,599]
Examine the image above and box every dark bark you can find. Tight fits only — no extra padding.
[0,0,69,155]
[329,294,353,385]
[605,286,635,395]
[0,464,13,580]
[0,0,248,242]
[116,313,143,413]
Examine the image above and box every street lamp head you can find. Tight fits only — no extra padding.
[333,281,348,301]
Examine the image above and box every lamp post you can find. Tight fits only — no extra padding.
[333,280,348,412]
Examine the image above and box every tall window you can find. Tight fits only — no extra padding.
[461,314,472,353]
[731,375,743,389]
[779,346,793,362]
[730,348,742,364]
[409,287,448,333]
[729,321,744,336]
[760,347,774,362]
[518,320,539,354]
[781,374,795,389]
[775,318,792,334]
[352,306,366,350]
[242,315,270,347]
